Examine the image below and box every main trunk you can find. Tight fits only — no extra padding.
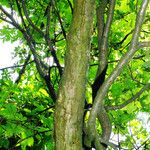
[54,1,95,149]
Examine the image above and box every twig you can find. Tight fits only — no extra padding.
[0,5,24,31]
[52,0,66,39]
[112,30,133,47]
[0,61,34,71]
[106,83,150,111]
[67,0,73,14]
[44,1,63,76]
[15,54,31,84]
[15,0,27,29]
[22,0,44,36]
[137,137,150,149]
[8,129,52,150]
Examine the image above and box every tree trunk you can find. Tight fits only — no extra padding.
[54,0,95,149]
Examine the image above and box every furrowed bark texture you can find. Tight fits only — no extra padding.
[54,1,95,150]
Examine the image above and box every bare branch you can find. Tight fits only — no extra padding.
[45,2,51,37]
[100,139,118,150]
[23,32,57,101]
[106,83,150,111]
[20,1,58,101]
[92,0,116,101]
[90,54,146,66]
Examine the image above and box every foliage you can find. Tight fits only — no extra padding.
[0,0,150,149]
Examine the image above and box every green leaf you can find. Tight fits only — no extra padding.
[142,61,150,72]
[111,82,122,97]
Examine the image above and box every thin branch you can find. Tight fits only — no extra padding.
[52,0,66,39]
[67,0,73,14]
[44,2,63,76]
[21,2,58,101]
[15,54,31,84]
[128,64,146,85]
[137,137,150,149]
[8,129,52,150]
[23,32,57,101]
[45,40,63,77]
[45,2,51,37]
[106,83,150,111]
[90,54,146,66]
[0,61,34,71]
[22,0,44,36]
[15,0,27,29]
[0,5,24,31]
[0,16,14,25]
[112,30,133,47]
[35,104,55,115]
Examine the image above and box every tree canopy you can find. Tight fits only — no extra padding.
[0,0,150,149]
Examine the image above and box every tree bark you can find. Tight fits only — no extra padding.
[54,0,95,149]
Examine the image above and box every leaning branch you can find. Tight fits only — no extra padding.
[15,54,31,84]
[0,16,14,25]
[15,0,27,29]
[52,0,66,39]
[23,32,57,101]
[0,4,57,101]
[96,0,109,74]
[86,0,149,145]
[106,83,150,111]
[22,0,44,36]
[44,2,63,76]
[95,0,116,147]
[0,61,33,71]
[0,5,24,31]
[67,0,73,14]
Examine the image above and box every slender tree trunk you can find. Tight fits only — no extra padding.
[54,0,95,149]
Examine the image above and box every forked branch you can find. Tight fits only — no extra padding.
[85,0,149,148]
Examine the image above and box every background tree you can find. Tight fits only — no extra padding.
[0,0,150,149]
